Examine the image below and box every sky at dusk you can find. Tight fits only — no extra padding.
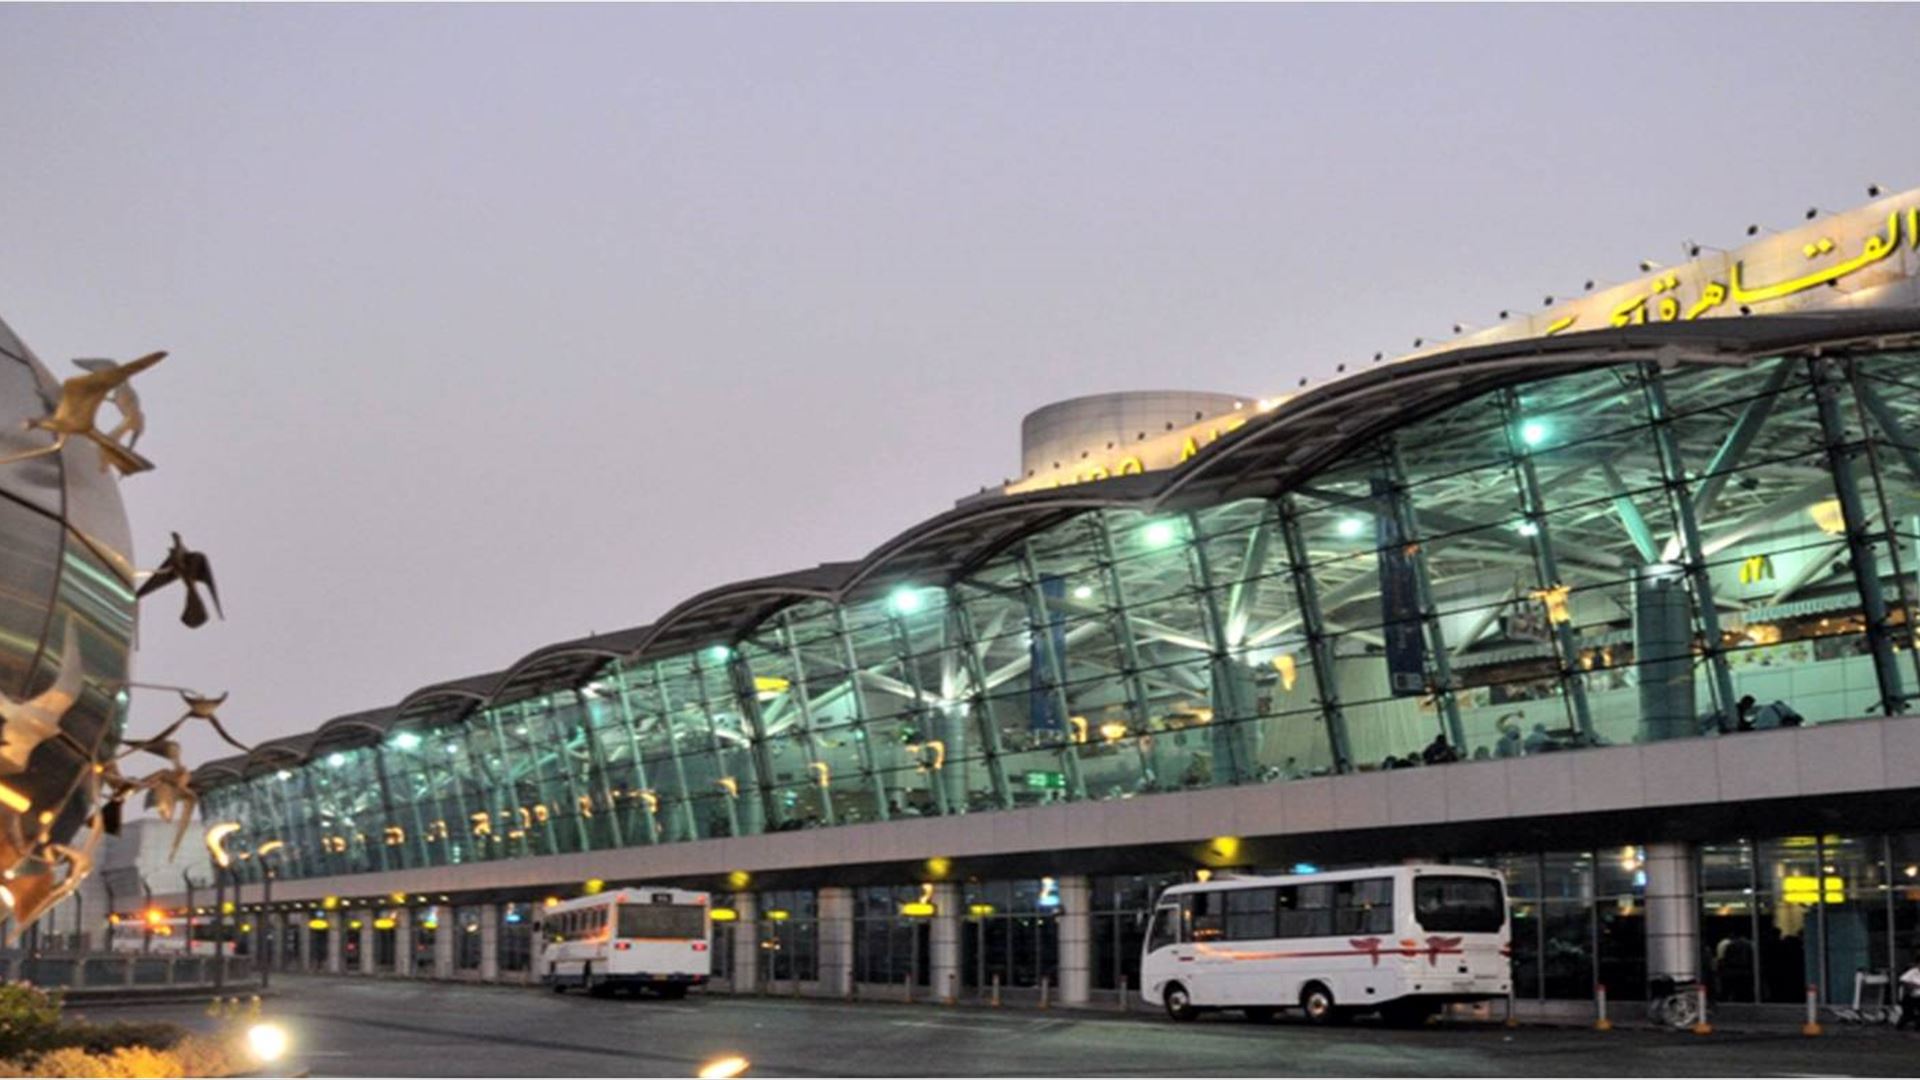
[2,4,1918,772]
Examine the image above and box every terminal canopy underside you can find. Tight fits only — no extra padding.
[197,315,1920,883]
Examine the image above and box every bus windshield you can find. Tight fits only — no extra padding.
[617,904,706,940]
[1413,876,1505,933]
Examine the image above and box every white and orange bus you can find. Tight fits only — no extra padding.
[538,887,711,998]
[1141,864,1510,1025]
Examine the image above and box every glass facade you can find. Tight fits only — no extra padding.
[201,348,1920,881]
[757,890,817,985]
[959,879,1060,993]
[1471,833,1920,1005]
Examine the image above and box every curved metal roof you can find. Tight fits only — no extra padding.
[192,310,1920,790]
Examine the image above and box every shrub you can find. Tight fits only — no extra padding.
[49,1021,187,1056]
[0,985,62,1060]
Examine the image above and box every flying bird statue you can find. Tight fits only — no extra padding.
[131,738,198,860]
[0,350,163,475]
[71,358,148,450]
[137,533,223,628]
[0,622,83,776]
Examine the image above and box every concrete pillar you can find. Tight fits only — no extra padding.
[358,910,377,975]
[929,884,961,1003]
[393,908,415,977]
[479,904,500,981]
[292,916,309,971]
[1645,841,1699,984]
[1057,875,1091,1006]
[818,886,854,998]
[729,892,759,991]
[433,906,455,979]
[268,910,286,972]
[325,913,345,975]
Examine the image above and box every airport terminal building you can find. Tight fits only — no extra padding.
[167,191,1920,1016]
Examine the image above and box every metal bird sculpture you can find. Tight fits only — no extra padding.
[0,350,163,475]
[123,690,248,753]
[0,622,83,776]
[71,358,147,450]
[132,738,198,860]
[137,533,223,628]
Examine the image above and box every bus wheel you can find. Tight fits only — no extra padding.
[1164,982,1198,1022]
[1242,1007,1277,1023]
[656,984,689,1000]
[1300,983,1337,1025]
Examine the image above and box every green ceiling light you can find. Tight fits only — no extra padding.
[1142,520,1179,548]
[1520,419,1550,448]
[391,731,421,751]
[1337,517,1366,539]
[705,644,732,664]
[888,586,926,615]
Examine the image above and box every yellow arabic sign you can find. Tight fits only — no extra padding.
[1436,189,1920,348]
[1006,188,1920,498]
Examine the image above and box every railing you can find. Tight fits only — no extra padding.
[0,951,255,991]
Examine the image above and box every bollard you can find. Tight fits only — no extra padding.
[944,971,957,1006]
[990,973,1002,1007]
[1039,976,1051,1011]
[904,972,914,1005]
[1802,983,1823,1037]
[1504,986,1518,1029]
[1119,975,1129,1014]
[1691,982,1712,1036]
[1594,983,1612,1032]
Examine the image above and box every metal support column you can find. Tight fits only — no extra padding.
[1810,357,1905,714]
[1383,442,1465,748]
[1092,510,1160,751]
[608,672,664,844]
[1016,539,1088,799]
[576,690,626,849]
[647,662,705,841]
[1641,365,1740,722]
[775,617,838,825]
[1847,366,1920,707]
[884,609,952,817]
[833,606,892,822]
[947,599,1013,811]
[727,651,787,831]
[1500,388,1595,741]
[688,653,747,837]
[1186,512,1256,785]
[1277,494,1354,773]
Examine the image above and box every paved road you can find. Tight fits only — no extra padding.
[80,975,1920,1077]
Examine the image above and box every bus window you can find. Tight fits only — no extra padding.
[1185,892,1223,942]
[1146,906,1180,954]
[1277,884,1333,937]
[1224,888,1277,941]
[1335,878,1394,935]
[617,903,706,940]
[1413,876,1505,933]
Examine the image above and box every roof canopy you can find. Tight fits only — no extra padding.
[193,310,1920,788]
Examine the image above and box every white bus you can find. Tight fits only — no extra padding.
[1141,864,1509,1025]
[538,886,712,998]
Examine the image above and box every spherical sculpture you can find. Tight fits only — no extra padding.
[0,315,140,931]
